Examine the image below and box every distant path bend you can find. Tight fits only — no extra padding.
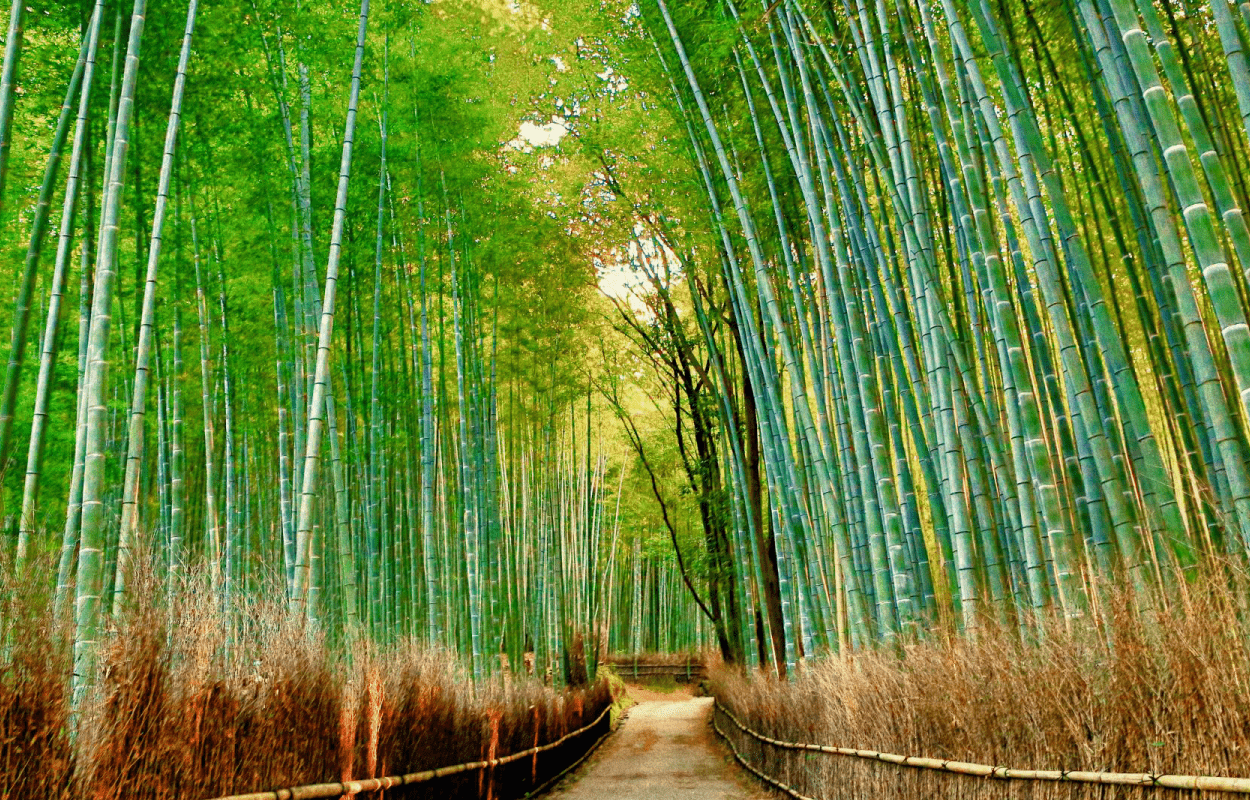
[546,696,766,799]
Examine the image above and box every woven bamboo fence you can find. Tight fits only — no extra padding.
[713,701,1250,799]
[201,703,612,800]
[600,656,706,684]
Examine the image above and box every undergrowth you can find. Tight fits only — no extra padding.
[713,562,1250,799]
[597,666,636,725]
[0,556,610,800]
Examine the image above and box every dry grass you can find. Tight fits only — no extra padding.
[0,549,74,800]
[713,566,1250,800]
[0,558,610,800]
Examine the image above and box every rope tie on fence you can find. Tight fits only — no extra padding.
[712,700,1250,795]
[200,703,612,800]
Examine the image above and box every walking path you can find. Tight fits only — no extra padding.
[546,692,767,799]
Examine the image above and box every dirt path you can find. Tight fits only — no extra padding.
[545,694,768,799]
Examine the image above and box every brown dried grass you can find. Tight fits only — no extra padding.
[713,566,1250,800]
[0,553,73,800]
[0,557,610,800]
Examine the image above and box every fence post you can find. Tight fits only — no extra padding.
[486,709,500,800]
[532,705,541,784]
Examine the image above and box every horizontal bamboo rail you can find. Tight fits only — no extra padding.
[201,703,612,800]
[605,666,706,682]
[601,657,706,683]
[713,701,1250,795]
[713,710,816,800]
[524,709,614,798]
[602,664,705,671]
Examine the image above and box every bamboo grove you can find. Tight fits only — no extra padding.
[0,0,689,697]
[612,0,1250,674]
[11,0,1250,704]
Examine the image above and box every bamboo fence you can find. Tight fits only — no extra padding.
[713,701,1250,796]
[203,703,613,800]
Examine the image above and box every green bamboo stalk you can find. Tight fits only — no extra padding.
[291,0,369,619]
[15,7,103,563]
[72,0,147,699]
[113,0,199,600]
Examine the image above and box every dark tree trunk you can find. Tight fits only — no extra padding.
[733,307,786,676]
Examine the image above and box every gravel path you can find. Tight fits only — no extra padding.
[545,695,768,799]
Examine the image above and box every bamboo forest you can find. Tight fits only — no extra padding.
[7,0,1250,796]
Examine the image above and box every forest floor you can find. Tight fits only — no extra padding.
[544,686,770,799]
